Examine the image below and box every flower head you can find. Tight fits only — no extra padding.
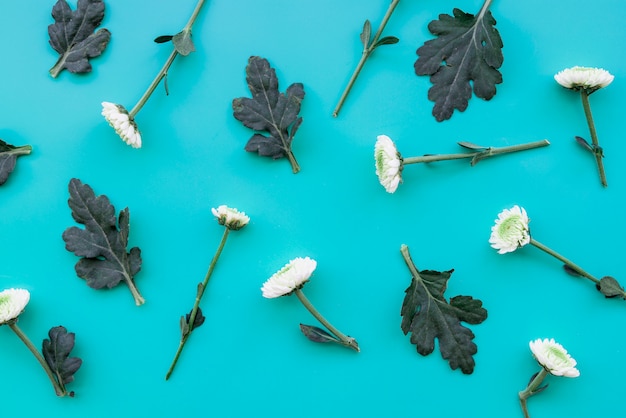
[101,102,142,148]
[489,205,531,254]
[554,66,614,93]
[212,205,250,230]
[375,134,403,193]
[0,288,30,324]
[261,257,317,298]
[529,338,580,378]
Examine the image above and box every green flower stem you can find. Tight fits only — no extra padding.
[518,368,549,418]
[529,238,599,284]
[129,0,207,118]
[9,322,67,397]
[165,227,230,380]
[332,0,400,117]
[294,288,360,352]
[401,139,550,165]
[580,90,607,187]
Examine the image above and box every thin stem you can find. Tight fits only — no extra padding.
[294,288,359,352]
[518,368,549,418]
[332,0,400,117]
[529,238,599,284]
[580,90,607,187]
[9,145,33,157]
[9,322,66,397]
[165,227,230,380]
[402,139,550,165]
[286,150,301,174]
[125,277,145,306]
[128,0,207,118]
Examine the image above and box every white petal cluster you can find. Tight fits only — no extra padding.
[261,257,317,298]
[489,205,531,254]
[375,135,403,193]
[0,288,30,324]
[529,338,580,378]
[554,66,614,93]
[212,205,250,231]
[101,102,142,148]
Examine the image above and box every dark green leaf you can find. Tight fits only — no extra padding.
[414,7,503,121]
[574,136,593,152]
[232,56,305,162]
[597,276,626,299]
[154,35,174,43]
[42,326,82,386]
[0,139,32,185]
[172,29,195,56]
[300,324,340,344]
[185,307,206,330]
[373,36,399,48]
[62,178,143,302]
[400,245,487,374]
[360,20,372,48]
[563,264,582,277]
[457,141,487,151]
[48,0,111,78]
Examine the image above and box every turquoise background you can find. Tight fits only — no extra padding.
[1,0,625,417]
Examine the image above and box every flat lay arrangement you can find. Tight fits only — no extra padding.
[1,1,624,417]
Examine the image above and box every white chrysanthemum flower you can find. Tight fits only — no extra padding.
[0,288,31,324]
[375,134,403,193]
[529,338,580,378]
[101,102,142,148]
[261,257,317,298]
[554,66,614,93]
[211,205,250,231]
[489,205,531,254]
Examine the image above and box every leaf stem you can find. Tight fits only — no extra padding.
[125,277,145,306]
[285,149,301,174]
[332,0,400,117]
[8,145,33,157]
[128,0,207,118]
[294,288,359,352]
[529,238,599,284]
[518,368,549,418]
[579,90,607,187]
[165,227,230,380]
[8,322,67,397]
[401,139,549,165]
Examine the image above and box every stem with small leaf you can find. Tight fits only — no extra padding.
[529,238,598,284]
[402,139,549,166]
[518,369,549,418]
[8,322,68,397]
[129,0,207,118]
[165,227,230,380]
[333,0,400,117]
[579,90,607,187]
[294,288,359,352]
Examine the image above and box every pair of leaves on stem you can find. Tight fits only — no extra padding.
[360,19,399,51]
[0,139,31,186]
[62,179,144,305]
[562,265,626,299]
[414,4,503,121]
[43,326,82,395]
[232,56,305,173]
[400,245,487,374]
[48,0,111,78]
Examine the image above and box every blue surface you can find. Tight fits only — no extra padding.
[1,0,625,417]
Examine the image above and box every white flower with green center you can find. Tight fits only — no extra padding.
[529,338,580,378]
[261,257,317,298]
[0,288,30,324]
[211,205,250,231]
[375,134,403,193]
[101,102,142,148]
[489,205,530,254]
[554,66,614,93]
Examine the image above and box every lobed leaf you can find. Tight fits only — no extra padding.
[42,326,82,386]
[0,140,32,185]
[414,6,503,121]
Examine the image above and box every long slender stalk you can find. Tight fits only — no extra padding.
[529,238,599,284]
[295,288,359,352]
[332,0,400,117]
[125,276,145,306]
[9,322,66,397]
[165,227,230,380]
[518,369,549,418]
[580,90,607,187]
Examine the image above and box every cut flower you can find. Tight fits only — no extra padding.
[529,338,579,378]
[0,288,30,324]
[261,257,317,298]
[489,205,530,254]
[212,205,250,231]
[554,66,614,93]
[101,102,142,148]
[375,134,402,193]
